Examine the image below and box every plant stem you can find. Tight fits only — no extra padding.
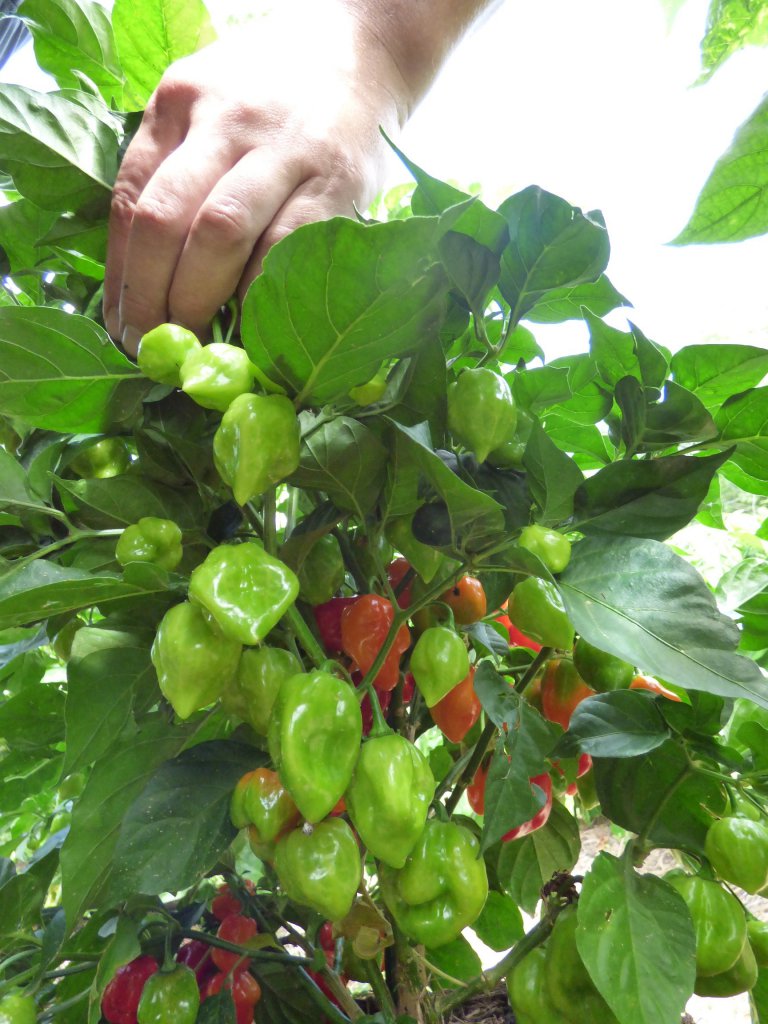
[444,718,496,816]
[179,928,311,966]
[284,605,326,669]
[317,964,363,1020]
[263,487,277,556]
[362,957,398,1021]
[514,646,553,692]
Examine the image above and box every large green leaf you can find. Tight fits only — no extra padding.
[0,449,53,518]
[55,473,204,531]
[672,92,768,243]
[577,853,695,1024]
[523,274,630,323]
[671,343,768,412]
[495,801,580,914]
[554,691,670,758]
[715,386,768,487]
[0,307,148,432]
[559,536,768,706]
[523,421,584,526]
[242,217,450,405]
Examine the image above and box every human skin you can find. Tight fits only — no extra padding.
[105,0,498,354]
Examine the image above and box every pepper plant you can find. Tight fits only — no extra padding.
[2,2,768,1024]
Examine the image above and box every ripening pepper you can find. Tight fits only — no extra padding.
[540,659,596,730]
[517,524,572,574]
[430,667,481,743]
[137,324,202,386]
[179,343,255,412]
[280,533,346,607]
[545,905,619,1023]
[275,818,362,921]
[694,939,758,998]
[409,626,470,707]
[573,638,634,693]
[213,393,300,505]
[508,577,575,651]
[704,816,768,894]
[345,733,434,868]
[447,368,517,464]
[268,671,362,822]
[137,965,200,1024]
[151,602,241,719]
[204,971,261,1024]
[189,542,299,646]
[666,873,747,977]
[116,517,183,572]
[340,594,410,692]
[380,820,488,948]
[230,768,300,844]
[221,646,301,734]
[505,946,562,1024]
[0,992,36,1024]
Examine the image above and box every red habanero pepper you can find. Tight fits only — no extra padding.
[629,674,682,701]
[211,915,258,974]
[101,956,159,1024]
[402,673,416,704]
[387,558,414,609]
[341,594,410,692]
[176,940,217,994]
[313,597,357,654]
[496,604,542,653]
[430,667,480,743]
[204,971,261,1024]
[467,762,553,841]
[211,880,255,921]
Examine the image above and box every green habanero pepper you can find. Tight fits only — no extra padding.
[230,767,300,843]
[189,542,299,646]
[275,818,362,921]
[137,324,202,386]
[573,638,634,693]
[137,964,200,1024]
[410,626,470,707]
[346,733,434,868]
[151,602,241,719]
[221,646,301,733]
[694,939,758,998]
[517,524,572,574]
[748,919,768,968]
[280,533,346,607]
[545,905,619,1023]
[380,820,488,948]
[705,816,768,894]
[70,437,131,479]
[348,366,388,405]
[116,517,183,572]
[179,343,256,412]
[213,392,300,506]
[268,670,362,822]
[447,367,517,464]
[505,946,563,1024]
[0,991,36,1024]
[487,409,534,469]
[666,873,747,977]
[509,576,575,651]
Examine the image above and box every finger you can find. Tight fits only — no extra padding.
[167,148,306,335]
[117,138,238,355]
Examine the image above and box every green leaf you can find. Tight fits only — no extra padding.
[0,307,148,432]
[522,421,584,526]
[698,0,768,81]
[594,739,726,852]
[0,682,65,752]
[523,274,630,323]
[19,0,125,106]
[716,386,768,486]
[55,473,203,531]
[425,936,482,987]
[242,217,450,405]
[576,853,695,1024]
[496,801,580,914]
[498,187,609,324]
[671,343,768,412]
[542,415,613,466]
[386,336,447,440]
[112,0,216,110]
[559,536,768,706]
[0,846,59,942]
[252,962,330,1024]
[643,380,717,446]
[573,450,733,540]
[471,890,525,952]
[89,916,141,1024]
[587,312,641,388]
[0,197,59,296]
[614,376,646,456]
[672,92,768,243]
[0,448,52,517]
[554,691,670,758]
[0,86,118,208]
[110,741,261,900]
[750,965,768,1022]
[197,989,236,1024]
[481,745,548,850]
[548,354,613,426]
[512,365,572,414]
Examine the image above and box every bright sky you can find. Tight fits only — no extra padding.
[4,0,767,362]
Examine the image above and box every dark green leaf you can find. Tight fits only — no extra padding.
[587,312,641,388]
[471,890,524,952]
[386,337,447,440]
[522,421,584,526]
[55,472,204,531]
[425,936,482,987]
[554,691,670,758]
[716,386,768,486]
[614,375,646,456]
[548,354,612,426]
[253,962,334,1024]
[0,846,59,942]
[0,681,65,752]
[671,343,768,412]
[643,380,717,446]
[197,989,236,1024]
[523,274,630,323]
[496,801,580,914]
[631,323,670,389]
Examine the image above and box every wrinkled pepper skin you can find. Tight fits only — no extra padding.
[573,638,634,693]
[509,577,575,651]
[430,667,480,743]
[230,768,300,844]
[268,671,362,822]
[505,946,563,1024]
[179,343,255,411]
[137,323,201,386]
[545,906,619,1023]
[705,816,768,894]
[221,646,301,734]
[694,940,758,998]
[340,594,410,692]
[116,517,183,571]
[517,525,572,574]
[0,992,36,1024]
[314,597,358,654]
[447,368,517,463]
[540,659,596,730]
[666,874,747,977]
[101,956,159,1024]
[213,393,300,505]
[189,542,299,646]
[137,965,200,1024]
[275,819,362,921]
[380,820,488,948]
[345,733,434,868]
[409,626,470,707]
[151,602,241,719]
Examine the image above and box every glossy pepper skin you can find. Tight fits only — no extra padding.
[0,992,36,1024]
[268,671,362,822]
[345,733,434,868]
[151,602,241,719]
[101,955,159,1024]
[340,594,410,692]
[503,773,553,842]
[275,818,362,921]
[573,638,634,693]
[179,343,255,411]
[410,626,470,707]
[705,816,768,894]
[70,437,130,479]
[204,970,261,1024]
[505,946,562,1024]
[220,646,301,734]
[447,368,517,463]
[545,906,619,1023]
[509,577,575,651]
[137,323,201,386]
[540,659,596,730]
[749,919,768,967]
[175,940,216,993]
[230,768,300,844]
[666,874,747,977]
[430,667,480,743]
[314,597,357,654]
[212,915,258,974]
[213,393,300,505]
[137,965,200,1024]
[380,820,488,948]
[517,524,572,574]
[629,674,682,701]
[189,542,299,646]
[694,940,758,998]
[116,517,183,572]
